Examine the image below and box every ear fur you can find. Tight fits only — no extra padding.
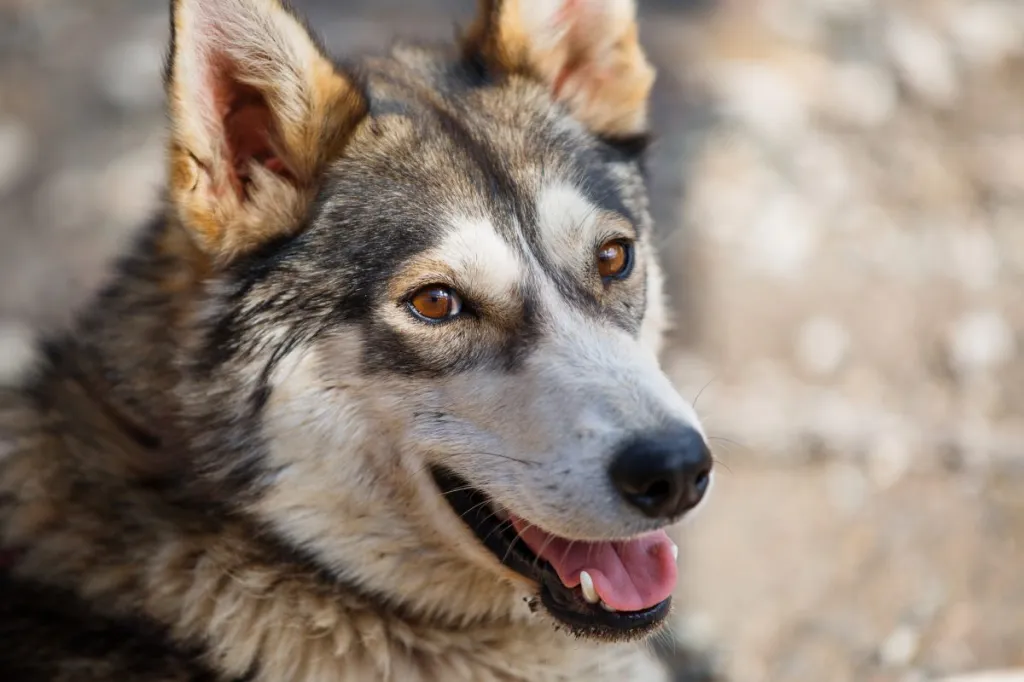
[166,0,367,260]
[464,0,655,138]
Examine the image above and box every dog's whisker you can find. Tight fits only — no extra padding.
[473,512,510,542]
[707,435,747,452]
[706,435,746,472]
[480,518,517,549]
[502,521,534,566]
[439,484,487,498]
[457,499,490,520]
[420,450,541,468]
[691,376,718,409]
[558,540,577,572]
[441,451,542,467]
[530,532,561,573]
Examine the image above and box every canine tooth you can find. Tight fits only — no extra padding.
[579,571,600,604]
[600,600,617,612]
[671,542,679,561]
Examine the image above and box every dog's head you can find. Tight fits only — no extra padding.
[165,0,711,640]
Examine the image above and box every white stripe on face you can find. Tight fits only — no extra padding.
[437,217,524,299]
[534,182,606,275]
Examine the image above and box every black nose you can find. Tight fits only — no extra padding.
[609,426,713,519]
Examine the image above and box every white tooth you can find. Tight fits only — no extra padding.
[579,571,600,604]
[600,600,617,612]
[671,542,679,561]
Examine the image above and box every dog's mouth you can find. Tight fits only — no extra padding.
[431,467,677,640]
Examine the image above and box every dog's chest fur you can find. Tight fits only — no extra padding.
[1,578,666,682]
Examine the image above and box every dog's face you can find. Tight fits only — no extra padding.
[167,0,711,640]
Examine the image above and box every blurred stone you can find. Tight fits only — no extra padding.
[948,310,1016,376]
[673,611,721,654]
[935,673,1024,682]
[0,120,34,194]
[947,1,1023,69]
[823,62,898,128]
[796,315,850,377]
[886,15,959,108]
[815,0,874,21]
[0,320,36,387]
[762,0,826,44]
[36,166,95,234]
[880,624,922,668]
[713,62,813,139]
[948,226,1000,292]
[867,432,913,490]
[826,460,868,513]
[745,192,817,278]
[99,37,165,111]
[792,133,857,206]
[972,135,1024,198]
[688,133,783,244]
[100,136,165,226]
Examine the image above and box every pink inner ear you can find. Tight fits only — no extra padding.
[549,0,596,100]
[210,58,294,198]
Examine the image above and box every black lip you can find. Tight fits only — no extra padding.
[430,467,671,640]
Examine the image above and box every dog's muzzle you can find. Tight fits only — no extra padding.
[430,425,711,640]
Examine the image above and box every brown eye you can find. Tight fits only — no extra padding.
[408,285,463,322]
[597,239,633,280]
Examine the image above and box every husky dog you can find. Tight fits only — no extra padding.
[0,0,713,680]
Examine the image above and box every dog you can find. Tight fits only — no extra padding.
[0,0,714,680]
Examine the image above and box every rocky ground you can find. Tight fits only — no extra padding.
[1,1,1022,681]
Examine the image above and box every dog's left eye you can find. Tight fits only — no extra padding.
[597,239,634,281]
[408,285,463,322]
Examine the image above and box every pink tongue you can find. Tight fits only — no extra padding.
[510,517,678,612]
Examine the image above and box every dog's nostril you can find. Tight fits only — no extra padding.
[694,469,710,495]
[609,426,713,520]
[628,478,675,511]
[643,479,671,501]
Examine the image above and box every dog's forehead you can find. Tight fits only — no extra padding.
[311,62,642,271]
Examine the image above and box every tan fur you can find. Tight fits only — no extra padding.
[167,0,366,260]
[465,0,656,137]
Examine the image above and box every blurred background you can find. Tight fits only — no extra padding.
[1,1,1022,680]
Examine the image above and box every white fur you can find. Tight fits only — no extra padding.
[534,182,624,273]
[437,217,524,300]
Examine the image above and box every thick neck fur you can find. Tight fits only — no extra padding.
[0,218,666,682]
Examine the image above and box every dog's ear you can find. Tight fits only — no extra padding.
[165,0,367,260]
[464,0,655,138]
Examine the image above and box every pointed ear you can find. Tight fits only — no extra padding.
[464,0,655,138]
[166,0,367,260]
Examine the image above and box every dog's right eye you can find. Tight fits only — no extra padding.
[597,239,634,281]
[407,285,464,322]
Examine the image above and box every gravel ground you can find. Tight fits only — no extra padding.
[1,1,1022,681]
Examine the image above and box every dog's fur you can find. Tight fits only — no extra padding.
[0,1,707,680]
